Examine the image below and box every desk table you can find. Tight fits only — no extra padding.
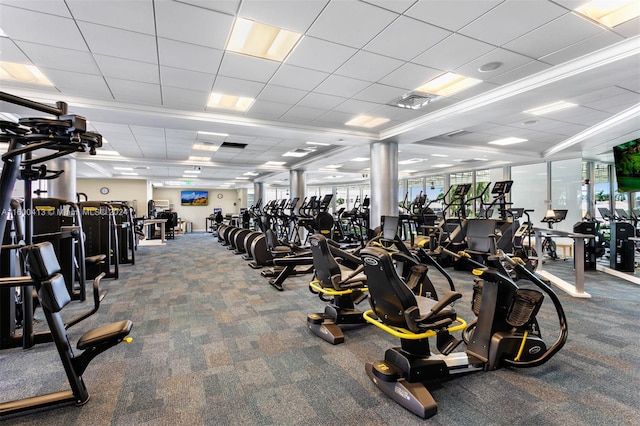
[139,219,166,246]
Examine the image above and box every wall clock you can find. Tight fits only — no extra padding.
[100,187,109,195]
[217,193,223,199]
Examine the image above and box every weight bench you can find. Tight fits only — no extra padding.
[0,241,133,417]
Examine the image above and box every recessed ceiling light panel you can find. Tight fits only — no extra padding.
[345,115,390,128]
[227,18,302,62]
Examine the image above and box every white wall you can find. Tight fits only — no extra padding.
[152,187,247,231]
[76,178,147,214]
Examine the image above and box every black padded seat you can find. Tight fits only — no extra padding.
[77,320,133,350]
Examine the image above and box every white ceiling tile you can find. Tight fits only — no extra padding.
[379,63,441,91]
[286,36,357,74]
[177,0,241,15]
[94,55,159,83]
[487,60,552,85]
[281,105,326,122]
[456,48,535,81]
[364,16,451,61]
[257,84,307,104]
[218,53,280,83]
[18,41,100,74]
[157,38,224,73]
[131,126,165,137]
[0,0,71,17]
[611,16,640,38]
[160,66,215,91]
[459,1,567,46]
[0,6,87,50]
[354,83,405,104]
[370,103,424,121]
[335,50,403,83]
[503,13,605,60]
[0,38,32,63]
[269,64,329,91]
[106,78,162,105]
[243,100,290,120]
[67,0,155,35]
[212,76,264,98]
[413,34,496,71]
[333,99,379,115]
[362,0,418,14]
[406,0,502,32]
[155,1,234,49]
[238,0,329,33]
[314,75,371,98]
[40,68,112,98]
[539,32,626,65]
[161,86,209,110]
[307,1,397,49]
[298,93,347,110]
[78,22,157,63]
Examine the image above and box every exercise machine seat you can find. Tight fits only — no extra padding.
[309,233,365,290]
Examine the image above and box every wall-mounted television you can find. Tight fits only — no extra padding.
[181,190,209,206]
[613,138,640,193]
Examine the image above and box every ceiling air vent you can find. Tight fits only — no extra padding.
[220,142,247,149]
[393,92,440,110]
[445,130,472,137]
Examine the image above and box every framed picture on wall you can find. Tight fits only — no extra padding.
[181,190,209,206]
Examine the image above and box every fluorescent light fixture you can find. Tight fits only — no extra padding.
[198,131,229,137]
[524,101,577,115]
[243,171,259,176]
[120,172,138,176]
[192,143,219,152]
[345,115,390,128]
[431,153,449,158]
[152,182,164,187]
[113,166,134,171]
[433,163,453,168]
[398,158,425,165]
[97,150,120,156]
[188,155,211,161]
[183,169,201,174]
[575,0,640,28]
[351,157,369,162]
[235,177,250,180]
[207,92,255,112]
[85,162,112,177]
[488,137,528,146]
[0,61,53,85]
[415,72,482,97]
[473,158,489,161]
[401,170,417,173]
[306,141,330,146]
[263,161,286,166]
[545,103,640,157]
[282,150,309,157]
[227,17,302,62]
[324,164,342,169]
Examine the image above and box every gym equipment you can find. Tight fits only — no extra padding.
[306,233,367,344]
[0,92,103,350]
[0,241,132,417]
[109,201,136,265]
[609,221,634,272]
[79,201,119,279]
[573,220,605,271]
[540,209,567,261]
[361,246,567,419]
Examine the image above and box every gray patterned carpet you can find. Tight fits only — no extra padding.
[1,232,639,425]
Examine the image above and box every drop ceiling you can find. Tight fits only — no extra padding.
[0,0,638,189]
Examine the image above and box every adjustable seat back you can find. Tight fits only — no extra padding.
[361,246,419,328]
[309,234,341,288]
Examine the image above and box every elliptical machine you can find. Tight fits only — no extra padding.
[360,244,567,419]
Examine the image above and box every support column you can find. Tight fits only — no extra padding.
[254,182,265,206]
[45,157,76,201]
[369,141,398,230]
[289,170,306,214]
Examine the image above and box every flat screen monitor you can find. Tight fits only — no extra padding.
[613,138,640,192]
[454,183,471,197]
[213,208,222,214]
[382,216,399,240]
[491,180,513,195]
[553,209,568,221]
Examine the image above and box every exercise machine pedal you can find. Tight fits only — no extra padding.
[306,313,344,344]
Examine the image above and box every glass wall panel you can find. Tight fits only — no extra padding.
[511,162,547,225]
[424,175,445,216]
[593,163,612,221]
[551,158,582,233]
[405,178,424,211]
